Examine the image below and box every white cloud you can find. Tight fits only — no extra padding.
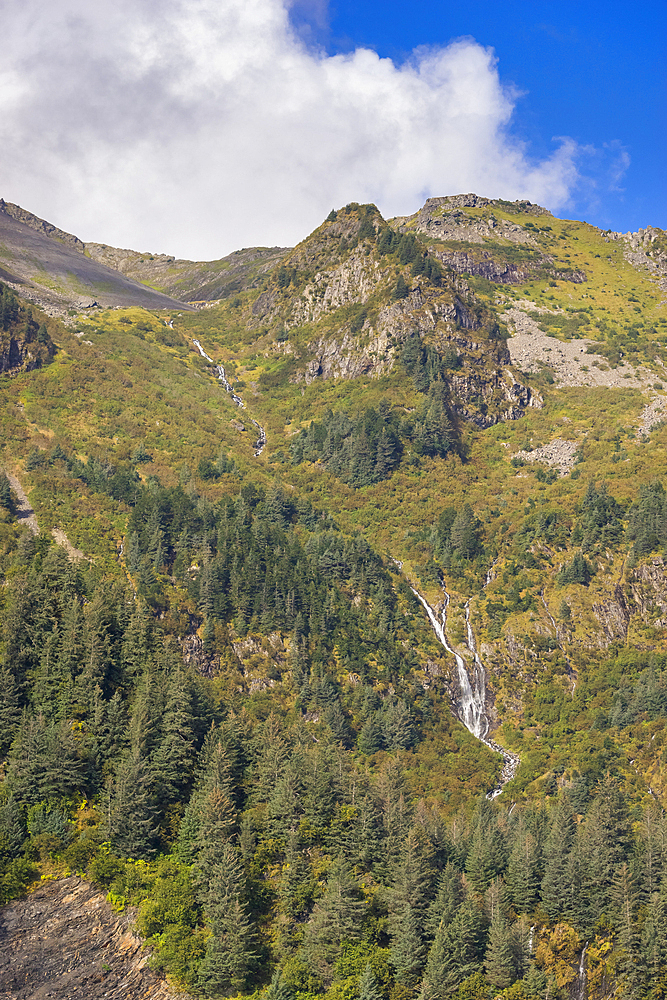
[1,0,583,259]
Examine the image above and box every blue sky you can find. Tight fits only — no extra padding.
[1,0,664,256]
[301,0,667,233]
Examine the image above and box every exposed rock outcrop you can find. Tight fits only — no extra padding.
[513,438,579,476]
[629,558,667,626]
[0,876,188,1000]
[605,226,667,292]
[0,329,53,375]
[181,632,220,676]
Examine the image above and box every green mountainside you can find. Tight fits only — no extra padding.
[1,195,667,999]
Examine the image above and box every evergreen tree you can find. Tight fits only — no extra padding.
[0,794,25,860]
[383,700,415,750]
[612,862,640,978]
[506,830,540,914]
[540,796,576,921]
[0,667,21,755]
[197,844,256,996]
[279,830,315,918]
[450,504,482,561]
[358,715,383,755]
[640,885,667,986]
[421,894,486,998]
[581,779,633,928]
[7,715,83,805]
[152,669,197,806]
[359,963,383,1000]
[304,855,365,980]
[107,746,158,859]
[426,863,462,940]
[391,903,426,985]
[394,275,409,300]
[375,426,399,479]
[484,910,515,988]
[189,743,238,880]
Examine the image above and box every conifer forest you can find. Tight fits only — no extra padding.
[2,196,667,999]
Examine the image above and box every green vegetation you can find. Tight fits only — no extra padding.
[1,200,667,998]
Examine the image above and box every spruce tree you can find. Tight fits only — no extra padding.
[484,910,515,988]
[107,746,158,858]
[304,855,365,979]
[506,830,540,915]
[279,830,315,918]
[422,894,486,997]
[394,275,409,300]
[198,846,256,996]
[0,667,21,755]
[426,863,462,940]
[358,715,383,755]
[359,963,383,1000]
[152,669,197,806]
[391,903,426,985]
[540,796,576,921]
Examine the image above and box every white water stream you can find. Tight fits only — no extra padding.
[412,583,520,798]
[193,340,266,456]
[576,945,588,1000]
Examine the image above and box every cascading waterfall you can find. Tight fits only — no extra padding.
[464,599,489,738]
[412,589,487,739]
[412,582,520,797]
[193,339,266,455]
[577,945,588,1000]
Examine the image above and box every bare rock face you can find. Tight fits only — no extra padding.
[0,877,187,1000]
[605,226,667,292]
[629,558,667,626]
[593,585,631,644]
[181,632,220,676]
[0,329,53,375]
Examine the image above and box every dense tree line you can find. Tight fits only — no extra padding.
[4,459,667,997]
[290,407,403,486]
[289,391,456,485]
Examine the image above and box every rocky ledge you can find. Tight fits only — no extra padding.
[0,876,186,1000]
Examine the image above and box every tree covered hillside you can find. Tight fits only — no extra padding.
[1,196,667,999]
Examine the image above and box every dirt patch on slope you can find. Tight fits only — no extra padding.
[5,472,88,559]
[6,473,39,535]
[0,877,186,1000]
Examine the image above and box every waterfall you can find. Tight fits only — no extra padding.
[193,339,245,408]
[192,339,266,455]
[412,589,487,738]
[576,945,587,1000]
[250,418,267,457]
[464,600,489,739]
[412,582,520,797]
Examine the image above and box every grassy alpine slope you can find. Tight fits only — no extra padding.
[1,196,667,999]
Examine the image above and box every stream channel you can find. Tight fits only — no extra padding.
[193,340,266,456]
[412,582,520,798]
[193,335,515,794]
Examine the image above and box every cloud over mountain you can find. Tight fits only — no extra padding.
[1,0,581,258]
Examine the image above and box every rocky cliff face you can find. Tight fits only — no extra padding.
[0,876,187,1000]
[605,226,667,292]
[236,206,544,427]
[0,329,53,375]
